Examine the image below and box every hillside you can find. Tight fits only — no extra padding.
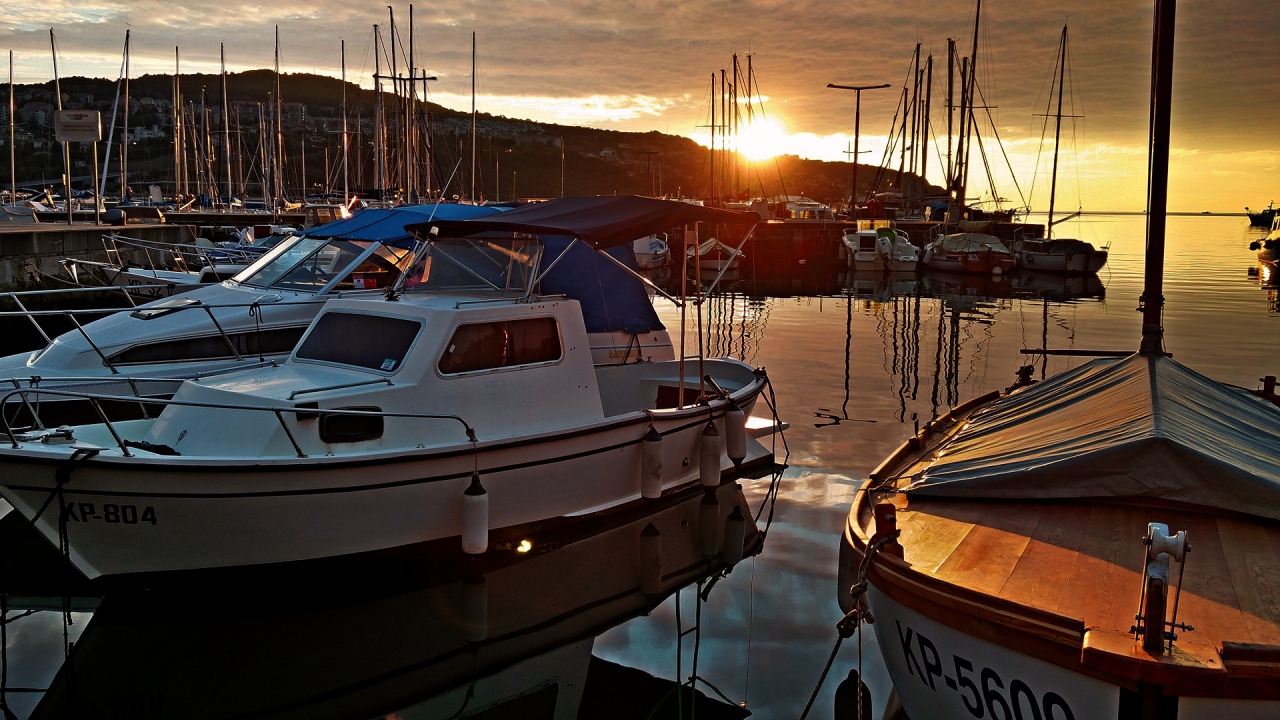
[4,71,940,205]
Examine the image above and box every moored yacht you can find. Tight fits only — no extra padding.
[842,221,920,272]
[0,197,780,579]
[922,232,1015,275]
[0,202,674,414]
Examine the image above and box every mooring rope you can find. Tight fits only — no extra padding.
[798,528,901,720]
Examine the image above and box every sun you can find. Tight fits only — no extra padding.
[734,118,789,161]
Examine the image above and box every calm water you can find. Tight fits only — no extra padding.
[2,215,1275,719]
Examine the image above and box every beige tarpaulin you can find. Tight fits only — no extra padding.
[934,233,1010,254]
[906,354,1280,521]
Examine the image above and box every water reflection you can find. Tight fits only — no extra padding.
[3,481,773,720]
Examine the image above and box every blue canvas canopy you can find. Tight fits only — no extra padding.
[305,203,503,248]
[538,236,664,335]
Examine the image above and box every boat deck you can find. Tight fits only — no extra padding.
[863,493,1280,649]
[847,391,1280,694]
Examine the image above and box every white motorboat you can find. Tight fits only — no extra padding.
[1250,214,1280,263]
[0,197,777,579]
[1013,237,1108,274]
[63,234,260,299]
[632,234,670,268]
[26,480,764,719]
[0,203,674,412]
[842,222,920,272]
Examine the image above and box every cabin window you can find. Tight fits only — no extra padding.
[295,312,421,372]
[438,317,561,375]
[319,406,383,443]
[107,326,308,365]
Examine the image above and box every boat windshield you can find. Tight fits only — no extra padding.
[232,237,413,292]
[401,237,542,296]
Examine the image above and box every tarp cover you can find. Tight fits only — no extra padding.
[905,354,1280,521]
[539,236,663,335]
[935,233,1010,254]
[305,203,502,247]
[412,195,755,250]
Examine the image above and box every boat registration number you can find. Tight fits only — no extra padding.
[896,620,1076,719]
[64,503,157,525]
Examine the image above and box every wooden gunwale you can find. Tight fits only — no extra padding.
[848,390,1280,700]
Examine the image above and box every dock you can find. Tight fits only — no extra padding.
[0,223,194,287]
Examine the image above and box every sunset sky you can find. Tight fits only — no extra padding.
[3,1,1277,211]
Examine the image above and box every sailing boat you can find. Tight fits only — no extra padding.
[839,5,1280,717]
[1014,25,1109,276]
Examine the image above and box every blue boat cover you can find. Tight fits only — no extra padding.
[539,236,664,335]
[305,204,663,335]
[305,203,504,248]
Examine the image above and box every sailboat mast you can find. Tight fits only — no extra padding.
[945,38,954,187]
[374,25,383,200]
[221,43,232,207]
[341,38,349,207]
[1046,25,1068,239]
[122,30,130,199]
[173,47,181,201]
[274,25,283,208]
[709,73,715,202]
[923,55,932,187]
[8,51,14,206]
[50,29,72,225]
[1140,0,1177,355]
[959,0,981,213]
[408,5,415,198]
[470,31,476,203]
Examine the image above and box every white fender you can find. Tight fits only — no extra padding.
[461,473,488,555]
[641,425,664,499]
[699,420,721,488]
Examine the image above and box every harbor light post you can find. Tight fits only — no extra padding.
[826,82,890,221]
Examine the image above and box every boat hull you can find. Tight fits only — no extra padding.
[0,394,770,579]
[864,584,1120,720]
[1015,249,1107,274]
[922,249,1015,275]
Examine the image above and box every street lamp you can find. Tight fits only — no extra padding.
[827,83,890,221]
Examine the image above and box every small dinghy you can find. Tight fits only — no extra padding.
[687,236,743,272]
[842,223,920,272]
[922,232,1015,275]
[632,233,670,268]
[0,197,781,579]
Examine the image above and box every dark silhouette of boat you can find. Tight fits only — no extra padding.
[1246,201,1276,227]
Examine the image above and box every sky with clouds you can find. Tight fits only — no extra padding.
[3,1,1278,210]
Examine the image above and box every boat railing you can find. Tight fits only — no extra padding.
[1,387,478,459]
[0,297,330,375]
[101,233,260,275]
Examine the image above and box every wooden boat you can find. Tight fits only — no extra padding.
[841,353,1280,718]
[922,233,1015,275]
[839,6,1280,716]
